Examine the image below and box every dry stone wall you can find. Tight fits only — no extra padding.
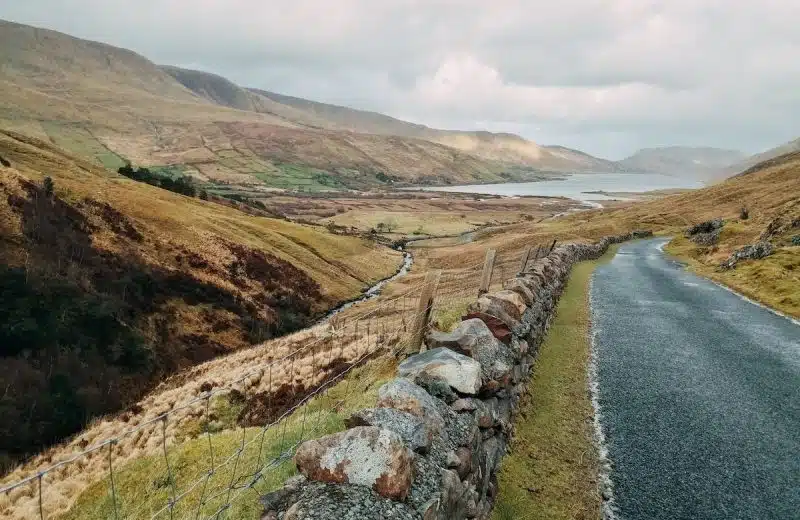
[261,231,652,520]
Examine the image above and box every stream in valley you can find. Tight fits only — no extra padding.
[319,250,414,322]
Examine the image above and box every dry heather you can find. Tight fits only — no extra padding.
[0,130,401,483]
[0,130,400,301]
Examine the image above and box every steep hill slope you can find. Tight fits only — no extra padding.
[618,146,745,178]
[723,137,800,176]
[0,129,400,465]
[0,20,622,191]
[0,21,507,189]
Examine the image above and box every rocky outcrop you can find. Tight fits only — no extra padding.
[262,230,651,519]
[720,241,775,270]
[685,218,724,237]
[691,229,721,246]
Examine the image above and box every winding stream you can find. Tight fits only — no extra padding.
[319,250,414,322]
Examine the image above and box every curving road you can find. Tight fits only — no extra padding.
[591,238,800,520]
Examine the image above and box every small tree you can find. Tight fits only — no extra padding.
[199,189,209,201]
[42,176,55,198]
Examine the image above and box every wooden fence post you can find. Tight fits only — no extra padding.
[547,239,557,255]
[478,249,496,296]
[517,246,533,275]
[407,271,441,355]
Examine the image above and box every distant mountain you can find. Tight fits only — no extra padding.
[543,145,626,173]
[723,137,800,176]
[619,147,746,178]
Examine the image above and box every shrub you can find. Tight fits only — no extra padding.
[43,176,55,197]
[740,206,750,220]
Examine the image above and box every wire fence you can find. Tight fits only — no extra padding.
[0,243,551,520]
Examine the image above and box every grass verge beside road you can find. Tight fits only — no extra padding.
[493,246,618,520]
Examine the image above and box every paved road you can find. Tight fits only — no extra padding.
[591,238,800,520]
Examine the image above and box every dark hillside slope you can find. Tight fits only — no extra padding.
[0,131,399,468]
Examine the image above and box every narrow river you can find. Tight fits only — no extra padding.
[319,250,413,322]
[590,238,799,520]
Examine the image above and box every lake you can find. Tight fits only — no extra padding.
[421,172,704,205]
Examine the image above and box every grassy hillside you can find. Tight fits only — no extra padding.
[254,87,622,172]
[0,129,400,466]
[723,137,800,177]
[0,21,621,192]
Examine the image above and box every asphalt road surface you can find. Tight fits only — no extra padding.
[591,238,799,520]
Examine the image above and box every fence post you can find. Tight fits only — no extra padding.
[517,246,533,275]
[407,271,440,355]
[547,239,557,254]
[478,249,496,296]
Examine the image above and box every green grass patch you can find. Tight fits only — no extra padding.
[493,246,619,520]
[59,358,397,520]
[147,165,188,180]
[432,299,471,332]
[41,122,126,170]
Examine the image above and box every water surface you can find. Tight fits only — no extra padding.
[422,173,703,204]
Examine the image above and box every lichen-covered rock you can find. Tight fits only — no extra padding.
[451,398,477,412]
[502,277,536,306]
[426,319,517,384]
[691,229,721,246]
[346,408,434,454]
[720,241,775,270]
[293,427,414,500]
[413,372,459,404]
[264,481,419,520]
[483,290,528,321]
[479,436,506,498]
[420,469,468,520]
[398,348,482,395]
[377,378,446,433]
[467,295,521,331]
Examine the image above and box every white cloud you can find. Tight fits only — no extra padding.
[1,0,798,157]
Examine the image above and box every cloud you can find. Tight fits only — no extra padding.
[2,0,799,158]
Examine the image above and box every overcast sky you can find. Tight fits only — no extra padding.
[2,0,798,159]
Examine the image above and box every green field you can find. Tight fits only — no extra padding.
[41,122,127,170]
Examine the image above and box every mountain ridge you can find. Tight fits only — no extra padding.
[0,19,624,191]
